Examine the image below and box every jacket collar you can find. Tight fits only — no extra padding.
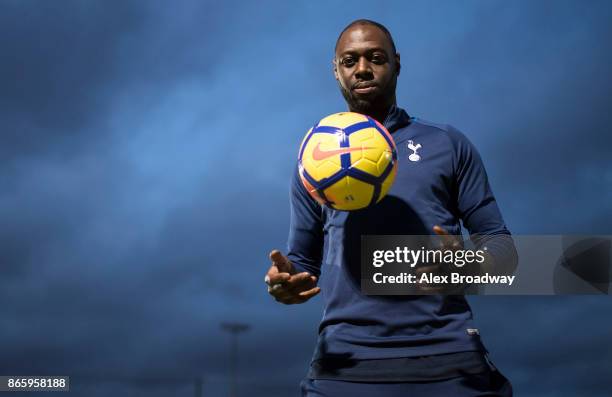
[382,105,411,133]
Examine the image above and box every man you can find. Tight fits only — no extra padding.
[265,19,518,396]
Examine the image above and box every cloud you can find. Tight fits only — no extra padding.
[1,1,611,396]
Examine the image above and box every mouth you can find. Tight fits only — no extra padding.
[352,82,378,95]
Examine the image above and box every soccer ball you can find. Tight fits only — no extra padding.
[298,112,397,211]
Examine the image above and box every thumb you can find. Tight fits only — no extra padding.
[269,249,294,274]
[432,225,448,236]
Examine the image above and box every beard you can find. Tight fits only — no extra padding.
[338,77,397,116]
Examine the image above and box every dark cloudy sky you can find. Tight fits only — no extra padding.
[1,1,611,396]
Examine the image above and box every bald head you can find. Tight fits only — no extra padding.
[335,19,397,56]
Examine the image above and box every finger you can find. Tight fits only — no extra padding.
[286,272,314,284]
[420,261,454,273]
[286,276,317,294]
[415,264,442,274]
[433,225,463,250]
[269,249,292,273]
[442,237,463,252]
[286,287,321,304]
[269,274,317,300]
[267,283,283,293]
[433,225,452,247]
[268,283,292,299]
[275,274,316,298]
[286,272,315,287]
[266,266,291,285]
[267,276,304,298]
[298,286,321,299]
[433,225,448,236]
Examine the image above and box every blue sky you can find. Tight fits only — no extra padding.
[1,1,611,396]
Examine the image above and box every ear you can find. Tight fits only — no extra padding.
[333,58,339,81]
[395,52,401,76]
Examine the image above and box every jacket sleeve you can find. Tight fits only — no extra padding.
[451,127,518,273]
[286,164,324,277]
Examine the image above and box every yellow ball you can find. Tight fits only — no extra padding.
[298,112,397,211]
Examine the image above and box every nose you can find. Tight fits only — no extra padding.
[355,57,373,80]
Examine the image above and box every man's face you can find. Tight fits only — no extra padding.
[334,24,400,116]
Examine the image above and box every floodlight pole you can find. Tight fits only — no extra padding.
[194,377,203,397]
[221,322,250,397]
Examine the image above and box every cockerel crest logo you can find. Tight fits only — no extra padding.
[407,140,422,162]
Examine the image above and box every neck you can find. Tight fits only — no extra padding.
[349,99,396,124]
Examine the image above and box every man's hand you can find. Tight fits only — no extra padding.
[414,226,466,294]
[432,225,464,251]
[265,250,321,304]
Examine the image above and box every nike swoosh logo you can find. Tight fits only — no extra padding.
[312,142,373,161]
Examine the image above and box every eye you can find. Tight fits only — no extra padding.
[371,53,387,65]
[341,57,356,67]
